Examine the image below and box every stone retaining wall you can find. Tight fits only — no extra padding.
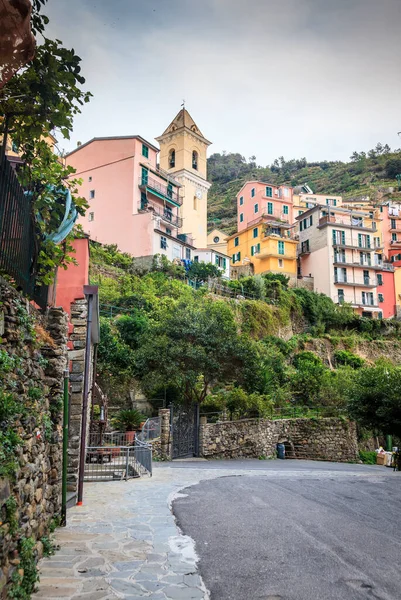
[199,417,359,462]
[0,281,68,596]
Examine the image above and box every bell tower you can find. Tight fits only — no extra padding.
[156,108,211,249]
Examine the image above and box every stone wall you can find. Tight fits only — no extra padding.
[67,298,88,493]
[0,281,68,596]
[199,417,359,462]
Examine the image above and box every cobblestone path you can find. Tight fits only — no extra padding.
[33,461,391,599]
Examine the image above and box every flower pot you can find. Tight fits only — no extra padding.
[125,430,136,444]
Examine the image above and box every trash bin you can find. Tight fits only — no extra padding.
[277,443,285,460]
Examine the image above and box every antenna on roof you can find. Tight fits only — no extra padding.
[181,99,185,108]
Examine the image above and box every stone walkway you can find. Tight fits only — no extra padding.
[33,462,393,599]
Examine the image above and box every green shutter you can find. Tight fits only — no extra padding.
[283,205,288,215]
[237,252,241,261]
[268,202,273,215]
[332,230,336,244]
[251,246,254,256]
[141,167,148,185]
[215,255,219,266]
[367,235,371,248]
[358,233,362,247]
[341,231,345,244]
[257,243,260,253]
[266,186,272,197]
[334,199,337,206]
[278,241,284,255]
[232,254,236,263]
[142,144,149,158]
[223,258,227,269]
[253,228,258,238]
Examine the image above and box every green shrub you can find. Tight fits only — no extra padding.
[359,451,377,464]
[333,350,364,369]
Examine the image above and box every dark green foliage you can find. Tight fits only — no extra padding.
[334,350,364,369]
[186,261,222,281]
[115,314,149,350]
[348,363,401,437]
[8,537,39,600]
[113,409,146,431]
[385,158,401,179]
[359,451,377,465]
[262,272,290,289]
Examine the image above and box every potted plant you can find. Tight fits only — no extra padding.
[114,409,146,444]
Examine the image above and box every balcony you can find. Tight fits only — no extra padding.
[177,233,195,246]
[336,295,379,309]
[138,176,182,206]
[263,227,296,240]
[334,275,376,288]
[318,214,377,232]
[332,240,383,251]
[247,212,290,228]
[138,200,183,228]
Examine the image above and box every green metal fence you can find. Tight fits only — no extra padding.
[0,153,48,307]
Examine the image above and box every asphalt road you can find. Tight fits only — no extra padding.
[172,464,401,600]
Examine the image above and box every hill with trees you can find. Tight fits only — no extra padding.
[207,144,401,233]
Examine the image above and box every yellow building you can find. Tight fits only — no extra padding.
[293,192,343,220]
[227,216,297,278]
[156,109,211,249]
[207,228,229,255]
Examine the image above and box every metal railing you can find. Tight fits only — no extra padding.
[138,200,183,228]
[136,417,161,443]
[334,275,375,286]
[84,443,152,481]
[200,406,347,423]
[0,153,48,307]
[139,176,182,205]
[248,212,290,228]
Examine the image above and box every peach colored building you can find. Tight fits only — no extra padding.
[236,182,293,233]
[297,204,390,317]
[66,135,195,262]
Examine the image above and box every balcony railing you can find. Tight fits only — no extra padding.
[263,227,296,240]
[177,233,194,246]
[138,200,183,228]
[334,275,376,287]
[247,212,290,228]
[319,215,377,231]
[336,295,378,308]
[139,176,182,206]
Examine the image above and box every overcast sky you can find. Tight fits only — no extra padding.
[46,0,401,165]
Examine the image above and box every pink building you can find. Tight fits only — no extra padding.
[66,136,195,261]
[236,182,293,233]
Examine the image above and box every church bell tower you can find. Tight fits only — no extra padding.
[156,108,211,249]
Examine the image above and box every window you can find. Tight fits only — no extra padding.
[358,233,371,248]
[234,236,239,247]
[374,237,381,248]
[278,259,283,268]
[362,291,374,306]
[160,236,167,250]
[213,236,220,243]
[140,191,147,209]
[338,289,345,304]
[377,274,383,286]
[254,203,259,214]
[363,270,370,285]
[392,233,397,241]
[309,215,313,226]
[251,243,260,256]
[359,252,371,266]
[378,293,384,303]
[391,219,396,230]
[251,188,255,198]
[142,143,149,158]
[172,244,181,259]
[326,198,337,206]
[223,258,227,270]
[164,206,172,222]
[186,248,191,260]
[88,212,94,222]
[194,256,199,262]
[334,266,347,283]
[283,205,289,215]
[232,254,236,263]
[239,196,244,206]
[89,190,95,199]
[332,229,345,245]
[166,228,172,236]
[236,252,241,262]
[265,186,272,198]
[167,182,173,199]
[88,176,92,182]
[253,228,258,238]
[267,202,273,215]
[192,151,198,170]
[301,240,310,254]
[240,213,244,223]
[335,248,345,263]
[298,210,303,216]
[141,167,148,185]
[282,187,289,197]
[278,240,285,255]
[169,148,175,168]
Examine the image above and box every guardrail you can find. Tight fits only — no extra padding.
[84,443,152,481]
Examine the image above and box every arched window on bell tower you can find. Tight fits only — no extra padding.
[169,148,175,168]
[192,150,198,170]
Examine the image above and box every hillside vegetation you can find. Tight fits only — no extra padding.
[89,244,401,439]
[207,144,401,233]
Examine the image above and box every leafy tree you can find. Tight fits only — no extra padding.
[385,158,401,179]
[290,351,327,405]
[135,299,263,405]
[0,0,91,284]
[348,363,401,437]
[186,261,222,281]
[115,313,149,350]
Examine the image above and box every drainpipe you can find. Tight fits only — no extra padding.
[61,369,69,526]
[77,290,94,506]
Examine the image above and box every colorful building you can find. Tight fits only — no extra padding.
[293,192,343,219]
[193,248,230,279]
[156,109,212,249]
[380,203,401,316]
[297,204,391,317]
[236,182,294,233]
[227,216,297,278]
[207,228,229,256]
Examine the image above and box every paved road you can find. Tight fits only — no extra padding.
[172,465,401,600]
